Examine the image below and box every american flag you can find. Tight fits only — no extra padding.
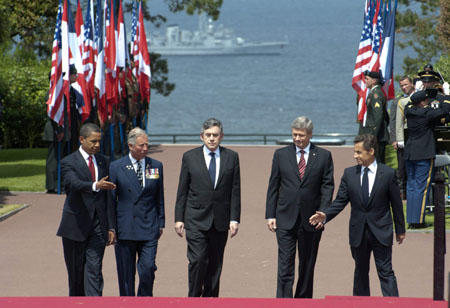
[368,3,383,73]
[352,1,373,97]
[94,0,107,124]
[84,0,96,102]
[63,0,91,122]
[352,0,383,124]
[105,0,117,105]
[46,0,65,126]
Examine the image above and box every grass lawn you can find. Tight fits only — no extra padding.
[0,148,47,192]
[0,204,23,216]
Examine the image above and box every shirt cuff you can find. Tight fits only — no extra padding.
[230,220,239,224]
[92,182,100,192]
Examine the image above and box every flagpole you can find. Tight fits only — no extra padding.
[110,122,115,161]
[57,141,61,194]
[119,122,125,154]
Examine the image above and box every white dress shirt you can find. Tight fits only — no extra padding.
[79,147,99,191]
[296,143,311,165]
[360,160,378,198]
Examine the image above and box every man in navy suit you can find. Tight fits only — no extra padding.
[266,116,334,298]
[57,123,116,296]
[109,127,165,296]
[174,118,241,297]
[310,134,406,296]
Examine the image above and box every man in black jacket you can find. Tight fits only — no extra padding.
[404,90,450,228]
[266,116,334,298]
[310,134,405,296]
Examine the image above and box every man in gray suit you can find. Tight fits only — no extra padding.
[310,134,405,296]
[174,118,241,297]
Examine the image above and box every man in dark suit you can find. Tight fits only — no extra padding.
[109,127,165,296]
[174,118,241,297]
[265,116,334,298]
[57,123,116,296]
[310,134,406,296]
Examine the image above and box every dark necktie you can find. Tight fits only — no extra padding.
[88,156,95,182]
[209,152,216,187]
[361,167,369,206]
[298,150,306,179]
[136,161,144,190]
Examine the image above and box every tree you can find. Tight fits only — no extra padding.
[396,0,449,78]
[437,0,450,53]
[0,0,224,97]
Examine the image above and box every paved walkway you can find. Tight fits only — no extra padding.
[0,145,447,298]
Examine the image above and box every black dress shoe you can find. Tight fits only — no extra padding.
[409,223,432,229]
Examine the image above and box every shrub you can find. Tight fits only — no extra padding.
[0,57,49,148]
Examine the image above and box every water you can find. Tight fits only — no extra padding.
[146,0,405,136]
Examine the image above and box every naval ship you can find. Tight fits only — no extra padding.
[148,15,288,56]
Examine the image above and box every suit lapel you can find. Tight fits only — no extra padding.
[75,151,93,181]
[122,155,142,193]
[353,165,365,207]
[288,144,301,182]
[216,146,227,187]
[367,164,383,208]
[94,154,105,179]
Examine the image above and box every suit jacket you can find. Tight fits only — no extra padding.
[324,163,405,247]
[57,150,116,242]
[388,95,402,143]
[404,102,450,161]
[174,146,241,232]
[358,85,389,143]
[265,143,334,232]
[395,95,411,143]
[109,155,165,241]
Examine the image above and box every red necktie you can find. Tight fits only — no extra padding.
[298,150,306,179]
[88,156,96,182]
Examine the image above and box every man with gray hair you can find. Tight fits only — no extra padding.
[266,116,334,298]
[109,127,165,296]
[175,118,241,297]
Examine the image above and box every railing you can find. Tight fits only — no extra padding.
[148,133,356,146]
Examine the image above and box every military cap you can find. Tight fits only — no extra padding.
[410,91,427,105]
[364,70,382,80]
[418,70,441,82]
[423,63,434,71]
[69,65,78,75]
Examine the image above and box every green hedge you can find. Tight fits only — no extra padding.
[0,57,49,148]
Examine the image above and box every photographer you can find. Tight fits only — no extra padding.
[404,91,450,229]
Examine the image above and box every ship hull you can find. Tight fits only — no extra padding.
[149,42,287,56]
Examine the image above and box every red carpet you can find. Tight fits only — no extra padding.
[0,296,446,308]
